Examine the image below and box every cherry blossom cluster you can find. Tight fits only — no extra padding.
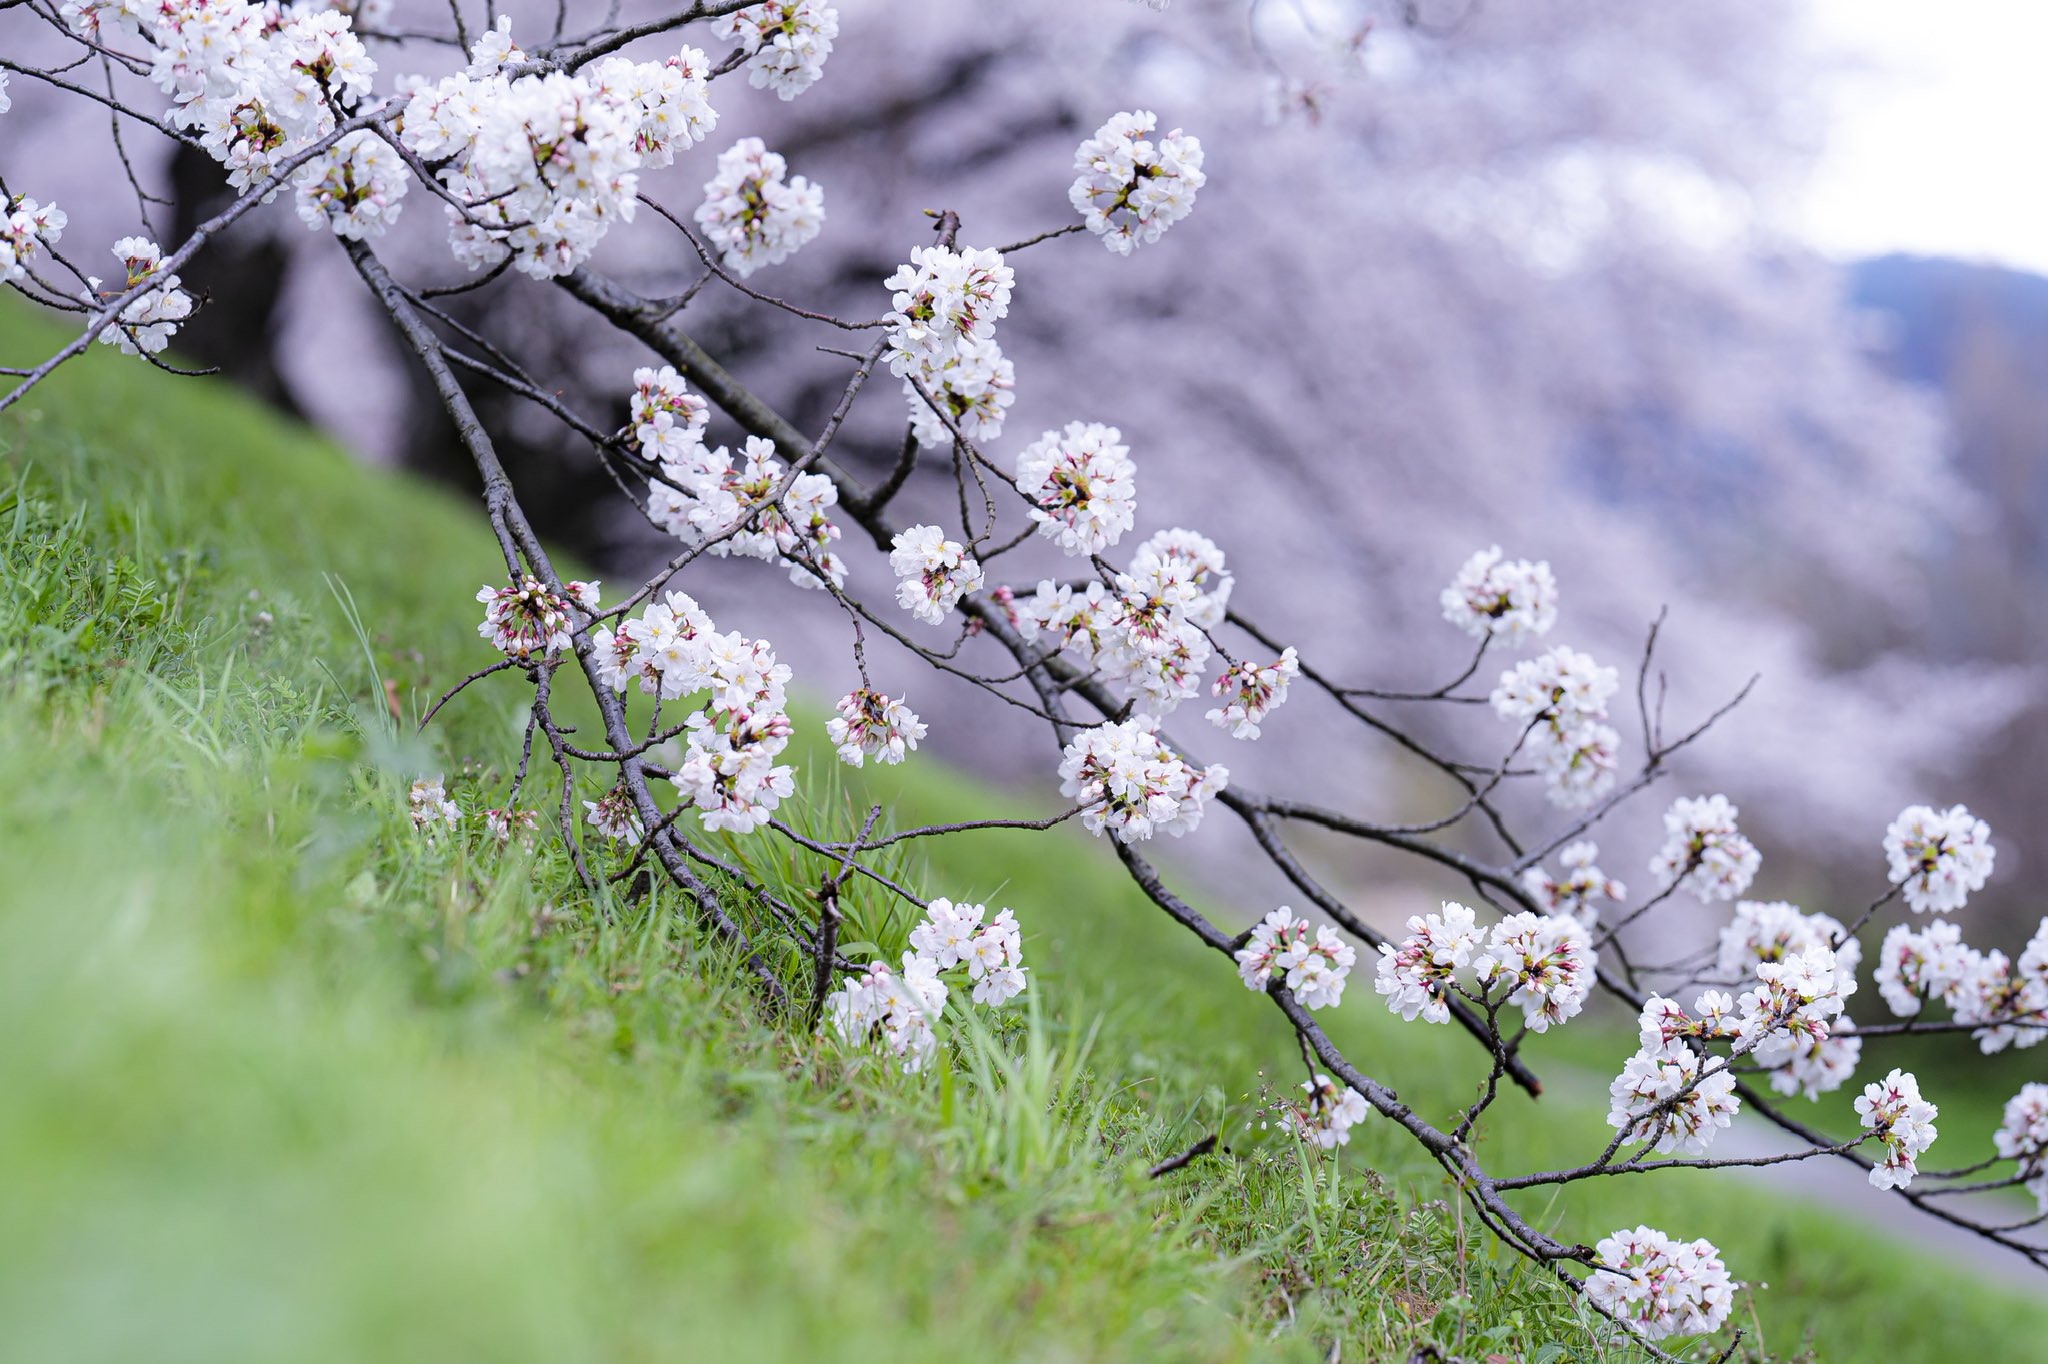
[826,688,927,767]
[694,137,826,278]
[1013,421,1138,555]
[582,785,645,846]
[401,20,718,276]
[1490,645,1621,806]
[1883,803,1995,913]
[408,775,460,837]
[1648,794,1761,902]
[713,1,839,101]
[1475,911,1593,1032]
[907,898,1028,1007]
[1716,900,1860,985]
[826,953,947,1072]
[2,195,64,287]
[1015,528,1238,716]
[889,525,984,624]
[1069,110,1206,255]
[1871,912,2048,1054]
[1207,648,1299,741]
[89,238,196,356]
[66,0,376,196]
[627,366,844,587]
[630,365,711,458]
[293,130,408,240]
[1720,945,1864,1100]
[1872,918,1968,1016]
[476,576,599,660]
[1373,901,1482,1025]
[1293,1074,1370,1149]
[648,432,846,588]
[881,244,1018,449]
[883,245,1014,368]
[1606,1043,1739,1156]
[1995,1084,2048,1212]
[1519,841,1625,924]
[1374,902,1592,1033]
[1856,1068,1939,1190]
[826,898,1026,1073]
[1440,546,1559,642]
[1057,716,1227,842]
[588,590,796,834]
[1583,1226,1734,1341]
[1234,906,1357,1009]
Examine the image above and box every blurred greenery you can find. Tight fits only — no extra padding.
[2,302,2043,1362]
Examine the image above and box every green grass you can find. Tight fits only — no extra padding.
[2,303,2043,1362]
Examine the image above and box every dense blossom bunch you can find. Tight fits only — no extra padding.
[884,246,1014,365]
[1441,546,1559,642]
[1767,1023,1864,1101]
[713,1,838,100]
[1476,912,1592,1032]
[1519,841,1625,923]
[1995,1084,2048,1212]
[826,688,926,767]
[407,776,459,837]
[1069,110,1206,254]
[587,589,795,834]
[475,576,597,659]
[1649,795,1761,902]
[826,953,947,1072]
[1206,648,1299,740]
[1883,803,1995,913]
[1583,1226,1735,1341]
[1738,945,1853,1072]
[1058,716,1227,842]
[1946,920,2048,1053]
[1013,421,1137,555]
[293,129,408,240]
[1606,1045,1739,1155]
[694,137,825,278]
[631,363,841,587]
[1490,646,1620,806]
[401,21,718,277]
[1856,1068,1938,1189]
[1374,901,1483,1025]
[630,365,711,458]
[2,194,64,287]
[1872,918,1969,1016]
[1866,914,2048,1053]
[902,334,1015,448]
[1234,907,1357,1009]
[88,237,195,356]
[1016,579,1113,657]
[582,785,644,846]
[647,431,846,589]
[1294,1074,1370,1149]
[1019,528,1238,717]
[0,67,9,115]
[1716,900,1860,985]
[906,898,1028,1006]
[827,898,1026,1072]
[70,0,378,202]
[889,525,983,624]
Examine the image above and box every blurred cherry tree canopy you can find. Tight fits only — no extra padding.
[7,0,2034,925]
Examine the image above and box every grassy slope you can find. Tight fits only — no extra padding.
[1,307,2041,1362]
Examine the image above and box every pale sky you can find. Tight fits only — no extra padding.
[1801,0,2048,274]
